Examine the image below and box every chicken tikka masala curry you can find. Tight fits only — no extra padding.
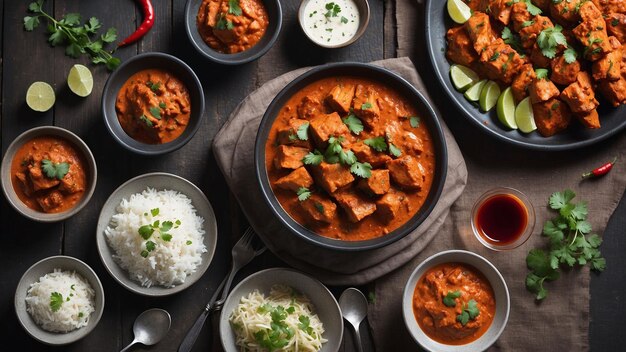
[447,0,626,136]
[116,69,191,144]
[11,136,88,213]
[265,77,436,241]
[197,0,269,54]
[413,263,496,345]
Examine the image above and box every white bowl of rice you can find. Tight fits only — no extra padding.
[220,268,343,352]
[15,255,104,345]
[96,172,218,296]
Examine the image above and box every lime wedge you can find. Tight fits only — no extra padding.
[479,80,500,112]
[26,82,55,112]
[464,79,487,102]
[447,0,472,24]
[497,87,518,129]
[67,64,93,97]
[450,64,479,92]
[515,97,537,133]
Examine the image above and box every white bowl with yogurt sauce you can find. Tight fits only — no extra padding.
[298,0,370,48]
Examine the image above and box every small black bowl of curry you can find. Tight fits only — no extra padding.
[185,0,282,65]
[1,126,97,222]
[102,52,205,155]
[255,63,448,251]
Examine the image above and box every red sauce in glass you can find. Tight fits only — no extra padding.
[475,194,527,245]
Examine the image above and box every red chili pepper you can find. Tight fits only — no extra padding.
[582,157,617,179]
[118,0,154,47]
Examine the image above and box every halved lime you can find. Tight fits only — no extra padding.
[464,79,487,102]
[497,87,517,129]
[450,64,479,92]
[26,82,55,112]
[67,64,93,97]
[447,0,472,24]
[515,97,537,133]
[479,81,500,112]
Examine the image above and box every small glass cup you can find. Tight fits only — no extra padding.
[471,187,535,251]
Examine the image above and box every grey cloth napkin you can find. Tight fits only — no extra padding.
[213,57,468,285]
[366,1,626,350]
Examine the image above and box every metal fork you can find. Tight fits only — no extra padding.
[178,227,265,352]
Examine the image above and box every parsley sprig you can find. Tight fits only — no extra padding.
[24,0,120,70]
[525,190,605,300]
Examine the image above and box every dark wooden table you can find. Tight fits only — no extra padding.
[1,1,624,351]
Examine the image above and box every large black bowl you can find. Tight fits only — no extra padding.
[425,0,626,150]
[185,0,282,65]
[101,52,205,155]
[255,63,448,251]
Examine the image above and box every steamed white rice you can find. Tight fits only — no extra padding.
[105,188,206,288]
[25,269,95,333]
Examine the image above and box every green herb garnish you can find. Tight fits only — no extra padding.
[364,137,387,152]
[228,0,242,16]
[24,0,120,70]
[50,292,63,312]
[186,240,192,245]
[443,290,462,307]
[535,68,549,80]
[78,312,84,318]
[342,113,364,135]
[302,150,324,165]
[563,47,578,64]
[456,299,479,326]
[41,159,70,180]
[148,81,161,92]
[296,122,309,141]
[410,116,420,128]
[159,102,166,109]
[324,2,341,18]
[139,115,153,127]
[145,240,156,252]
[216,13,234,30]
[298,315,314,335]
[340,16,348,24]
[350,162,372,178]
[389,143,402,157]
[151,208,159,216]
[525,190,605,300]
[297,187,312,201]
[537,24,567,59]
[149,106,161,119]
[361,102,372,110]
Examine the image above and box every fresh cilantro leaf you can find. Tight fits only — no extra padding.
[228,0,242,16]
[576,220,592,234]
[361,102,372,110]
[524,0,543,15]
[85,17,101,33]
[324,2,341,18]
[138,225,154,239]
[148,81,161,92]
[543,220,565,244]
[145,240,156,252]
[50,292,63,312]
[65,42,83,58]
[443,290,461,307]
[570,202,587,220]
[302,150,324,165]
[549,190,575,209]
[78,312,84,318]
[186,240,192,245]
[410,116,420,128]
[591,256,606,271]
[537,24,567,59]
[342,114,364,135]
[139,115,153,127]
[24,16,41,31]
[501,27,523,53]
[535,68,549,80]
[298,315,313,334]
[587,234,602,248]
[140,250,149,258]
[161,233,172,241]
[563,48,577,64]
[216,14,234,30]
[364,137,387,152]
[151,208,159,216]
[456,299,479,326]
[522,20,534,28]
[296,122,309,141]
[62,13,81,27]
[339,150,357,165]
[297,187,312,201]
[29,1,44,13]
[150,106,162,119]
[48,30,66,45]
[389,143,402,157]
[341,16,348,24]
[350,162,372,178]
[526,273,548,300]
[159,102,167,109]
[160,221,173,233]
[41,159,70,180]
[286,306,295,314]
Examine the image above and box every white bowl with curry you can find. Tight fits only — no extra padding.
[101,52,205,155]
[402,250,510,352]
[1,126,97,222]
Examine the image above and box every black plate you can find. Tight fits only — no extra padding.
[424,0,626,150]
[255,63,448,251]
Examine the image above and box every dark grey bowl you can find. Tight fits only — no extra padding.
[185,0,282,65]
[1,126,97,222]
[254,63,448,251]
[101,52,205,155]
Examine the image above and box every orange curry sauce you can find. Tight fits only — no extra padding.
[197,0,269,54]
[116,69,191,144]
[10,136,88,213]
[413,263,496,345]
[265,76,436,241]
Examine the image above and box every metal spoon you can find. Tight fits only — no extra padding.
[339,288,369,352]
[120,308,171,352]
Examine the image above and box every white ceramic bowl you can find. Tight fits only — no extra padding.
[96,172,218,296]
[402,250,510,352]
[220,268,343,352]
[15,255,105,345]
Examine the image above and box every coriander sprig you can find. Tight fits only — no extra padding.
[24,0,120,70]
[138,208,182,258]
[525,190,605,300]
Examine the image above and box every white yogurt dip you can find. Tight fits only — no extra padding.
[301,0,361,47]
